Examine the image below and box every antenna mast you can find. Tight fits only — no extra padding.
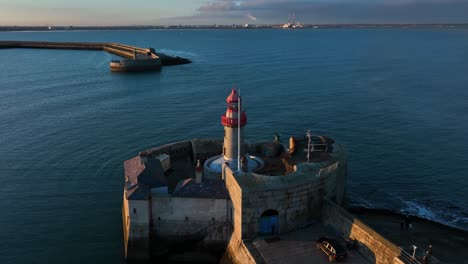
[237,90,241,172]
[306,129,311,163]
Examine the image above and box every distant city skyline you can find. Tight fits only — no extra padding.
[1,0,468,26]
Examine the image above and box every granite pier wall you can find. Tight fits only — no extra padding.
[122,194,151,261]
[123,139,226,262]
[221,143,348,240]
[220,235,257,264]
[322,199,403,264]
[151,196,229,237]
[0,40,191,66]
[0,40,140,59]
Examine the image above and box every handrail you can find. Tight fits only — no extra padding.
[195,215,231,238]
[399,247,422,264]
[221,115,247,126]
[154,215,230,239]
[317,161,339,177]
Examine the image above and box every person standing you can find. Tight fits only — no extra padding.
[421,254,428,264]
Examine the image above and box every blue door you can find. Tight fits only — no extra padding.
[260,210,279,235]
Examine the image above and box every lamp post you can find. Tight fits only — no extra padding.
[237,93,241,172]
[306,129,311,163]
[412,245,417,260]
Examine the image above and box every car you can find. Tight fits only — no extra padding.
[316,237,347,262]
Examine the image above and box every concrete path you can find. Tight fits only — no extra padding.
[252,223,371,264]
[253,239,370,264]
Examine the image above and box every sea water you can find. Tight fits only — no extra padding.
[0,29,467,263]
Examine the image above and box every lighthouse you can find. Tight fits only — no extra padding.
[221,89,247,165]
[204,88,264,176]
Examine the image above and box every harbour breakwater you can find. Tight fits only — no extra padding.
[0,40,191,71]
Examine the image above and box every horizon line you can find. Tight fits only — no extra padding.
[2,23,468,27]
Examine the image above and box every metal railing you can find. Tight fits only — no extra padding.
[399,247,422,264]
[195,215,231,238]
[317,161,340,177]
[221,115,247,126]
[399,246,440,264]
[153,215,230,239]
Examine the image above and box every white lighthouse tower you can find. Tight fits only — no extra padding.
[204,88,264,176]
[221,89,247,166]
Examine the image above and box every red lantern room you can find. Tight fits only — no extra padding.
[221,89,247,128]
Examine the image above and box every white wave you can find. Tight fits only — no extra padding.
[399,199,468,231]
[348,193,468,231]
[450,216,468,225]
[400,200,437,220]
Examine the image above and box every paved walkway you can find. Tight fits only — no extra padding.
[252,223,371,264]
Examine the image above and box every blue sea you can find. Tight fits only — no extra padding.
[0,29,467,263]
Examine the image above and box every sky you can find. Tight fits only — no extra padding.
[1,0,468,26]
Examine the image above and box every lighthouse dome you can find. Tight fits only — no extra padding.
[226,89,239,103]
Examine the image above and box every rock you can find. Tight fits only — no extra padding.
[155,52,192,66]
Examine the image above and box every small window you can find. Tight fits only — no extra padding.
[133,208,137,214]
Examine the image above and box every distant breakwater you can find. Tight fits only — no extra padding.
[0,40,191,66]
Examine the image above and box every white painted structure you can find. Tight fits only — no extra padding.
[205,89,264,175]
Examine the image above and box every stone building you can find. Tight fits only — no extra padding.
[122,89,407,263]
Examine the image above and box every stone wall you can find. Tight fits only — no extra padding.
[322,199,401,264]
[237,155,347,239]
[204,155,224,180]
[124,197,151,261]
[191,138,223,161]
[219,142,347,240]
[224,165,243,240]
[122,191,130,258]
[144,140,193,160]
[241,177,325,238]
[335,161,347,204]
[151,196,229,237]
[220,235,257,264]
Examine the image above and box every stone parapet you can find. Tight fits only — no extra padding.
[322,199,401,264]
[220,234,258,264]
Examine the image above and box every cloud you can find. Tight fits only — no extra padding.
[2,0,467,26]
[198,0,242,12]
[0,5,167,26]
[191,0,468,24]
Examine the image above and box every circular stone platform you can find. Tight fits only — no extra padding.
[204,155,264,178]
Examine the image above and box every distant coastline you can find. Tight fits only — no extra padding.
[1,24,468,32]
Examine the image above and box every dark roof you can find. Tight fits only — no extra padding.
[125,184,151,200]
[124,156,167,200]
[173,179,230,199]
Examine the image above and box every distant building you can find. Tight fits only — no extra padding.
[282,12,303,29]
